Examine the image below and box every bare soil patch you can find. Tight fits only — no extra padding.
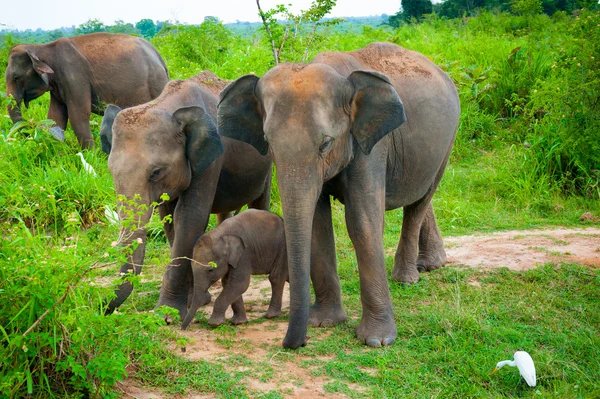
[444,227,600,270]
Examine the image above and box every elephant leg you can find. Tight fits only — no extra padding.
[248,166,272,211]
[158,163,221,320]
[158,199,178,247]
[393,150,450,283]
[216,212,233,225]
[416,203,446,272]
[308,194,347,327]
[344,166,396,347]
[265,274,285,319]
[66,94,94,149]
[48,94,68,130]
[230,296,248,325]
[208,272,249,326]
[391,199,429,284]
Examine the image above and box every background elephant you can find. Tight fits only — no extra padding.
[218,42,460,349]
[5,32,169,148]
[105,71,272,318]
[182,209,288,330]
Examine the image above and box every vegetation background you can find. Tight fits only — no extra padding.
[0,0,599,397]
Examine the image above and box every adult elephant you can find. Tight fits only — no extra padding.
[218,42,459,349]
[105,71,272,315]
[5,33,169,148]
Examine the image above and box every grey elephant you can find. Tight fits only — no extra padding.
[5,32,169,148]
[181,209,288,330]
[105,71,272,316]
[218,42,460,349]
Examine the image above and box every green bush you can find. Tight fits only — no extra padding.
[523,9,600,196]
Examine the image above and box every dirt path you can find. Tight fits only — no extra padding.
[118,227,599,398]
[444,227,600,270]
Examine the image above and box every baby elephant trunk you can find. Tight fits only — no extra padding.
[181,267,212,330]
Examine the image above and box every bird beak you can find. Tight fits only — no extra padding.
[492,368,499,374]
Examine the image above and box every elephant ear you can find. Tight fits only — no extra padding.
[222,234,246,269]
[172,106,224,176]
[100,104,121,155]
[25,50,54,85]
[217,74,268,156]
[348,70,406,155]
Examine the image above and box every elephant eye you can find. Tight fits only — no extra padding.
[149,168,162,181]
[319,136,334,157]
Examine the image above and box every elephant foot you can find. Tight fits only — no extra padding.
[355,310,397,347]
[208,313,226,327]
[230,314,248,325]
[391,263,420,284]
[265,307,282,319]
[417,249,447,272]
[308,302,347,327]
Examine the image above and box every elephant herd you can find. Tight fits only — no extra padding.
[5,32,460,349]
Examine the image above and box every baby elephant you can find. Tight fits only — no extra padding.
[181,209,288,330]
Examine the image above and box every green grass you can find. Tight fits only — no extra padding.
[1,9,599,399]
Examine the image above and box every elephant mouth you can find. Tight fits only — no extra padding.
[23,90,43,108]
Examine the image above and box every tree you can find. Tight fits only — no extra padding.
[76,19,106,35]
[135,19,156,38]
[256,0,342,65]
[402,0,434,20]
[108,20,138,35]
[510,0,543,14]
[47,30,64,41]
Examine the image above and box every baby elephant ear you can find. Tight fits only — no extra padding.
[222,234,246,269]
[348,70,406,155]
[172,106,224,176]
[100,104,121,155]
[25,50,54,85]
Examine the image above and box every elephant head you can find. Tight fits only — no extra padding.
[181,233,246,329]
[217,64,406,348]
[100,104,121,155]
[106,103,224,312]
[5,46,53,123]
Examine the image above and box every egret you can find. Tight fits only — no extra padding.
[104,206,119,225]
[493,351,536,387]
[76,152,97,176]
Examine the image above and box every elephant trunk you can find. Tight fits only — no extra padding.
[181,267,212,330]
[277,164,320,349]
[105,197,153,313]
[6,83,23,123]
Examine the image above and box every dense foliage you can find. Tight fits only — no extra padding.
[388,0,600,22]
[0,8,599,398]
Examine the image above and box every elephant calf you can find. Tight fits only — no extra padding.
[181,209,288,330]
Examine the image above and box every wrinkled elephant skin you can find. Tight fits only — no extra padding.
[4,33,168,148]
[106,72,272,319]
[182,209,288,329]
[218,42,460,349]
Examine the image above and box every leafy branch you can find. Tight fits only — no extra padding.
[255,0,342,65]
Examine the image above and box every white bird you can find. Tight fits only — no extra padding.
[104,205,119,225]
[493,351,536,387]
[76,152,97,176]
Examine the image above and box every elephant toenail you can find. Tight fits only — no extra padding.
[366,338,382,347]
[321,319,334,327]
[383,337,395,346]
